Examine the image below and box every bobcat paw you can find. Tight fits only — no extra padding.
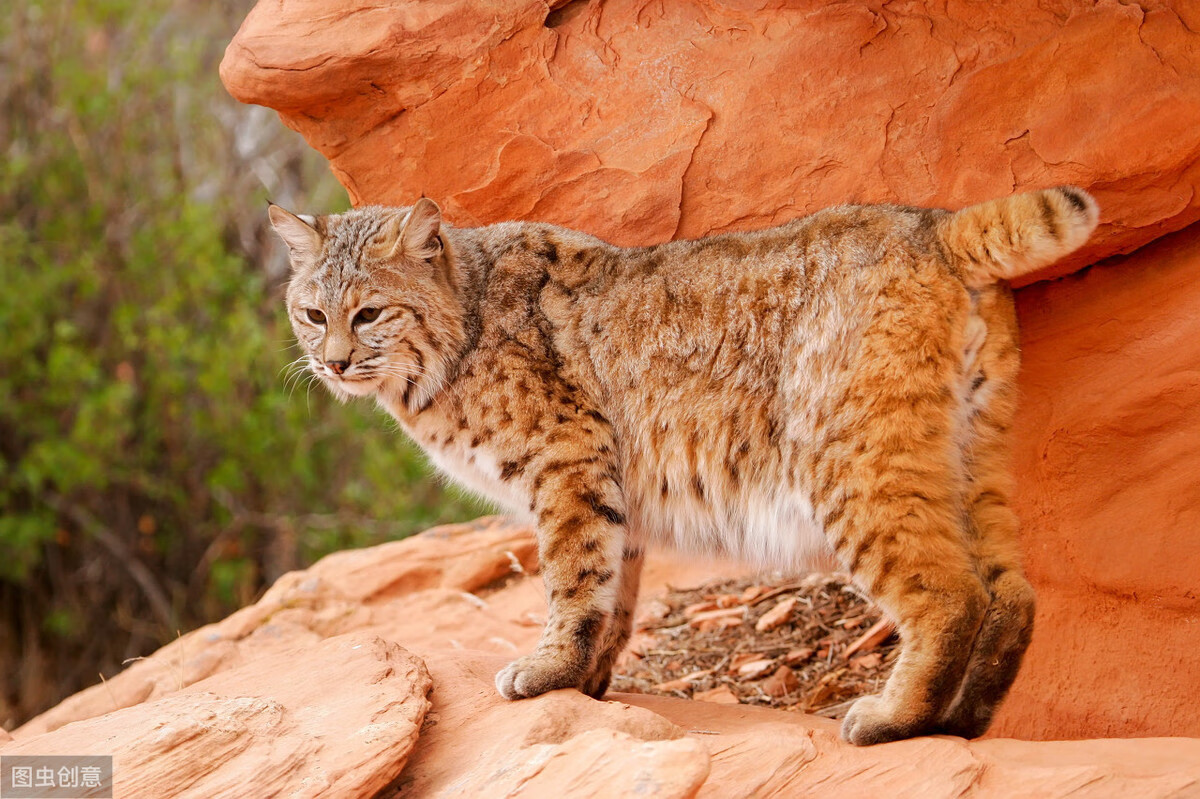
[934,704,994,740]
[841,695,928,746]
[580,666,613,699]
[495,652,584,700]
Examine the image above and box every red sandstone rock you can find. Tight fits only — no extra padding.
[13,518,736,739]
[9,521,1200,795]
[627,692,1200,798]
[734,659,776,680]
[997,220,1200,739]
[3,634,430,797]
[754,596,797,633]
[221,0,1200,283]
[762,665,801,699]
[693,686,740,706]
[12,517,546,738]
[446,727,711,798]
[401,652,710,797]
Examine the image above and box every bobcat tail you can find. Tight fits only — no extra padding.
[937,186,1100,286]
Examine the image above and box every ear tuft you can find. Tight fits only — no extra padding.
[399,198,443,261]
[268,204,323,265]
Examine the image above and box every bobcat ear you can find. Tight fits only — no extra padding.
[268,203,323,265]
[397,198,443,261]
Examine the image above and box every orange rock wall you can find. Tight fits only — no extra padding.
[1000,223,1200,739]
[221,0,1200,739]
[222,0,1200,282]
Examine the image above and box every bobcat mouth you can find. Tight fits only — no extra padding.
[311,359,379,388]
[318,361,365,379]
[320,370,380,397]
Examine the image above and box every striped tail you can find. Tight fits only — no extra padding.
[937,186,1100,286]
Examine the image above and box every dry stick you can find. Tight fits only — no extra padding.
[812,697,859,719]
[45,494,175,631]
[97,672,119,714]
[842,618,897,660]
[745,581,811,608]
[623,575,900,716]
[175,629,186,691]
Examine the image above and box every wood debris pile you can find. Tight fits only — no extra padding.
[613,574,898,718]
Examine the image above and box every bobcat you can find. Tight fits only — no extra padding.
[269,186,1098,744]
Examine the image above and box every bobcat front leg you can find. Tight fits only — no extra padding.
[581,543,644,698]
[494,416,628,700]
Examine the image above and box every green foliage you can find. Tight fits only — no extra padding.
[0,0,486,726]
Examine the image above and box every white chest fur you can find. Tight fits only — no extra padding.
[632,481,834,573]
[430,441,532,519]
[408,430,531,522]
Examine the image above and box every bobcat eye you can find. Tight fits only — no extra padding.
[306,308,326,324]
[355,307,381,324]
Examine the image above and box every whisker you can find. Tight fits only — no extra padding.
[282,356,315,398]
[286,370,308,400]
[304,371,319,415]
[284,348,467,410]
[277,354,309,378]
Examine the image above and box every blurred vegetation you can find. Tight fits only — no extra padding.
[0,0,487,729]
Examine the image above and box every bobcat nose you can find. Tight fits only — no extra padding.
[325,359,349,375]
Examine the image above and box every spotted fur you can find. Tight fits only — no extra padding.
[269,186,1098,745]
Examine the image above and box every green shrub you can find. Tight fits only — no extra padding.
[0,0,486,728]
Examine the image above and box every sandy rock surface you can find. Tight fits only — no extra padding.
[7,519,1200,797]
[1002,221,1200,739]
[221,0,1200,283]
[4,633,431,797]
[12,518,542,738]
